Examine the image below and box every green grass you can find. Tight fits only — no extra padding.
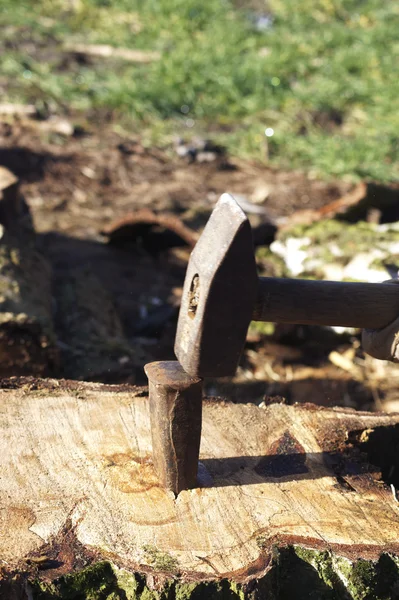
[1,0,398,181]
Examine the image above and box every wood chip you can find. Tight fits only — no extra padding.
[0,104,36,116]
[0,166,18,192]
[328,349,362,379]
[64,43,160,63]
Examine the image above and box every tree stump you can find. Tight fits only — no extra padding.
[2,379,399,599]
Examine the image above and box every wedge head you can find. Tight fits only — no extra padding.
[175,193,258,378]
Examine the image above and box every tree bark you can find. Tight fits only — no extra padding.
[2,378,399,599]
[0,169,57,377]
[54,267,136,382]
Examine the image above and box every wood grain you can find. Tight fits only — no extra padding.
[1,379,399,593]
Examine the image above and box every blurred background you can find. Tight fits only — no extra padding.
[0,0,398,411]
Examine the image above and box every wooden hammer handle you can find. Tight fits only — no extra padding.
[253,278,399,330]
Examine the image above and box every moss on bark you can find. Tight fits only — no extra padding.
[5,546,397,600]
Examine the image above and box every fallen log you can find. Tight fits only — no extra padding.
[0,168,57,376]
[0,166,28,229]
[54,267,137,382]
[2,378,399,598]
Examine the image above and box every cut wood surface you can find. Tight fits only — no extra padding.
[2,379,399,598]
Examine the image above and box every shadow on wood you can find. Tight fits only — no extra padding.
[1,379,399,600]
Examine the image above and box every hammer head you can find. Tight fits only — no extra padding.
[175,193,258,377]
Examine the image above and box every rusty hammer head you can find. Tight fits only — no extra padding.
[174,193,257,377]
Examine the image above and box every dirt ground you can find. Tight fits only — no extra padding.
[0,115,397,411]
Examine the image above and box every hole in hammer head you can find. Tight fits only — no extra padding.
[188,274,200,319]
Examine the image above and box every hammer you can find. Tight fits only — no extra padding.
[146,193,399,493]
